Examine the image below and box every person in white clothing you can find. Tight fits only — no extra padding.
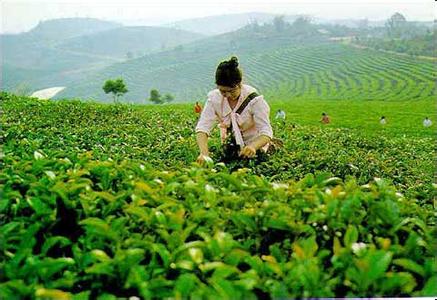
[423,117,432,127]
[275,109,286,121]
[380,116,386,125]
[195,56,273,164]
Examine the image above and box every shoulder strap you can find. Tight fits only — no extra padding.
[236,92,258,115]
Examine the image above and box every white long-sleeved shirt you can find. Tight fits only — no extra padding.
[195,84,273,146]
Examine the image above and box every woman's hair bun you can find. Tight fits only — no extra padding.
[228,56,239,68]
[215,56,242,86]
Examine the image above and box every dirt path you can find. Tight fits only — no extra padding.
[31,87,66,99]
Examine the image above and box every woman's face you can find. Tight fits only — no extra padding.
[217,83,241,101]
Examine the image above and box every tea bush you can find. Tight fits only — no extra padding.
[1,92,435,298]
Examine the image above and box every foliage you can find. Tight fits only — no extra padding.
[163,94,175,103]
[1,92,436,298]
[149,89,162,104]
[355,31,436,58]
[149,89,174,104]
[102,79,128,103]
[12,82,33,96]
[273,15,287,32]
[352,13,435,57]
[385,13,407,38]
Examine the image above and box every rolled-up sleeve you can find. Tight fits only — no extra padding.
[252,97,273,139]
[195,99,217,136]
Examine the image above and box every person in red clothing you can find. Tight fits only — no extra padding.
[194,102,202,114]
[320,112,331,124]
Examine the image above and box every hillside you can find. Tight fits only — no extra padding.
[1,19,204,93]
[164,12,298,35]
[56,26,204,59]
[25,17,122,41]
[1,18,123,91]
[2,16,435,102]
[56,23,436,103]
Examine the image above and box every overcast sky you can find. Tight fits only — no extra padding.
[1,0,435,34]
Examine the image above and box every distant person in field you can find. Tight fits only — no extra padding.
[194,101,202,115]
[275,109,286,122]
[320,112,330,124]
[195,56,273,164]
[380,116,387,125]
[423,117,432,127]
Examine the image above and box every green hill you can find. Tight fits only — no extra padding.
[1,19,204,93]
[0,42,120,91]
[56,26,204,59]
[57,24,436,103]
[1,18,123,91]
[25,17,121,41]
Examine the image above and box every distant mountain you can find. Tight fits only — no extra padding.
[163,12,299,35]
[26,17,122,41]
[56,26,204,59]
[1,18,124,73]
[1,32,121,91]
[1,19,204,92]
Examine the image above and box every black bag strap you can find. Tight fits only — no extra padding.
[235,92,259,115]
[226,91,259,137]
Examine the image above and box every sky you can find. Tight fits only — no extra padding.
[1,0,436,34]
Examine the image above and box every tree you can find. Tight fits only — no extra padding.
[13,82,32,96]
[126,51,133,60]
[149,90,175,104]
[102,78,128,103]
[248,18,260,32]
[149,89,162,104]
[291,16,313,35]
[163,93,174,103]
[273,15,286,33]
[385,12,407,38]
[357,18,369,30]
[292,16,312,29]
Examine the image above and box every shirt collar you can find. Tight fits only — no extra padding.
[221,85,249,117]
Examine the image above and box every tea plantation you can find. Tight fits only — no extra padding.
[1,92,436,299]
[58,43,437,102]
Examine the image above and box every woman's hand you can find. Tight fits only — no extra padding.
[196,154,213,164]
[239,145,256,158]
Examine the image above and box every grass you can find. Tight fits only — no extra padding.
[268,99,436,138]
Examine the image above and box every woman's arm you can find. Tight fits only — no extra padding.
[195,96,218,163]
[240,96,273,158]
[249,135,271,150]
[240,135,271,158]
[196,132,213,164]
[196,132,209,156]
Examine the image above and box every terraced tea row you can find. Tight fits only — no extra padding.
[59,43,436,102]
[245,45,435,101]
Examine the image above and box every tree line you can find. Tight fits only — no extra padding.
[102,78,174,104]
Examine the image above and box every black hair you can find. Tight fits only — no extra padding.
[215,56,242,87]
